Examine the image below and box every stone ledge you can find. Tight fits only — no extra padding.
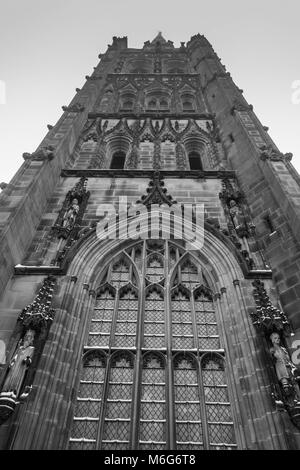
[61,169,236,179]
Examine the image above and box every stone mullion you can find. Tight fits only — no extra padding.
[131,240,146,449]
[165,241,175,450]
[232,280,289,449]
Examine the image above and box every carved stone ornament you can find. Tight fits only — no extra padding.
[250,280,300,429]
[259,145,290,163]
[53,177,90,240]
[230,98,253,115]
[137,171,177,207]
[23,145,55,162]
[62,103,85,113]
[18,275,56,331]
[251,280,291,334]
[0,276,56,425]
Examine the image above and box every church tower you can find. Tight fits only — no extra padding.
[0,33,300,450]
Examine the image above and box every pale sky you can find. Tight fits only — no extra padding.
[1,0,300,184]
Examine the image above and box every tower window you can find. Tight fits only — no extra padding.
[110,151,126,169]
[188,151,203,170]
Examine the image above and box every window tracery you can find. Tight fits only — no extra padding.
[69,240,237,450]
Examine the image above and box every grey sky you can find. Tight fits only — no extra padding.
[1,0,300,184]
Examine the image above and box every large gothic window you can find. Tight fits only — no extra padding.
[69,240,237,450]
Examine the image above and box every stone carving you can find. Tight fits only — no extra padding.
[62,103,85,113]
[1,330,35,399]
[137,171,176,207]
[259,145,292,163]
[270,332,299,397]
[230,98,253,115]
[53,177,90,240]
[83,131,98,143]
[251,280,291,334]
[23,145,55,162]
[62,198,80,231]
[0,276,56,424]
[250,280,300,428]
[229,199,248,238]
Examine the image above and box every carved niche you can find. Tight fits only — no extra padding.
[251,280,300,429]
[52,177,90,240]
[0,276,56,425]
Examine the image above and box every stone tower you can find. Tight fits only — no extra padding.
[0,33,300,450]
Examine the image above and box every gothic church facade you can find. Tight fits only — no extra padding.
[0,33,300,450]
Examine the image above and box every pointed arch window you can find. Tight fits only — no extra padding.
[69,241,237,450]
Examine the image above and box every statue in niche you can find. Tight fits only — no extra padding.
[228,199,248,237]
[1,329,35,398]
[62,198,80,230]
[270,332,300,401]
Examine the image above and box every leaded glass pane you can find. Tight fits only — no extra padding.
[146,254,164,283]
[181,260,200,290]
[113,291,138,348]
[139,354,166,449]
[195,297,220,350]
[88,290,114,348]
[202,357,236,449]
[69,353,105,447]
[101,354,133,449]
[110,260,130,288]
[172,291,194,349]
[174,355,203,448]
[144,291,165,349]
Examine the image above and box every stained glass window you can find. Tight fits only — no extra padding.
[69,241,237,450]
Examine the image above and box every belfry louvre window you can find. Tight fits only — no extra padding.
[69,240,237,450]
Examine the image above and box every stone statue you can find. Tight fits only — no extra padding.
[270,332,300,399]
[229,200,244,229]
[1,329,35,398]
[0,340,6,365]
[62,198,80,230]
